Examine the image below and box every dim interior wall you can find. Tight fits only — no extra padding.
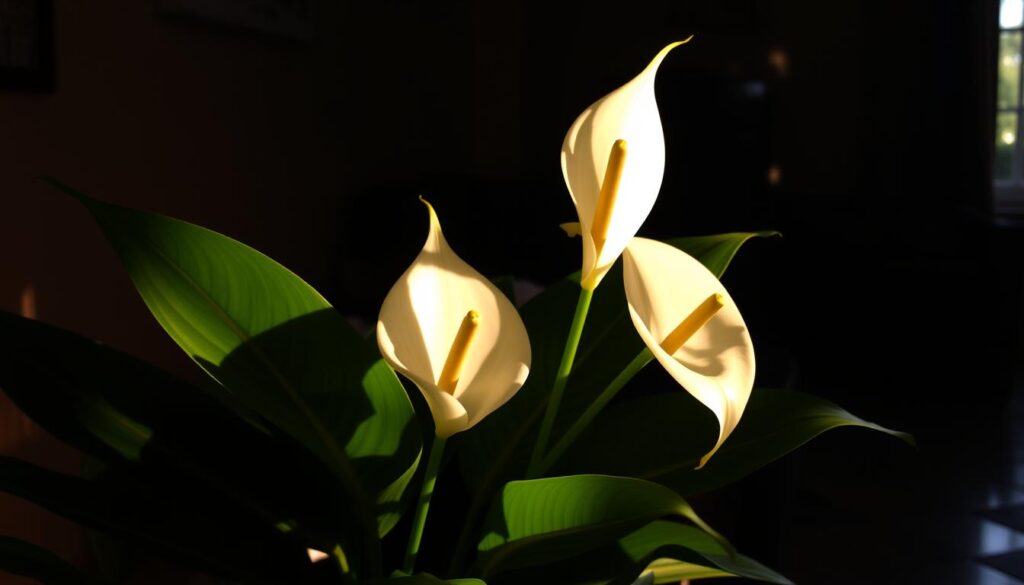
[0,3,511,580]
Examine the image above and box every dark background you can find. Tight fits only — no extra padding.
[1,1,1022,584]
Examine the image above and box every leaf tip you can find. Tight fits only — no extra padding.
[896,431,917,449]
[38,176,98,209]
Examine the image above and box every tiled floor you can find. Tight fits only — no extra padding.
[975,384,1024,583]
[966,486,1024,584]
[767,400,1024,585]
[976,287,1024,584]
[730,222,1024,585]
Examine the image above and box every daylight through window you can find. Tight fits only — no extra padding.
[997,0,1024,211]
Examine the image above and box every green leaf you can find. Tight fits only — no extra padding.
[553,388,914,495]
[640,559,727,583]
[475,475,724,579]
[664,232,780,277]
[0,536,107,585]
[0,310,251,466]
[452,232,776,567]
[0,310,174,463]
[0,456,313,582]
[487,519,789,585]
[458,232,777,488]
[47,180,421,548]
[615,522,792,584]
[0,310,375,551]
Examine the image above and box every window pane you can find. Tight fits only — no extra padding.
[996,112,1017,180]
[1003,0,1023,28]
[1000,33,1022,109]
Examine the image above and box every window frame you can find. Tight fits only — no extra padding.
[996,2,1024,213]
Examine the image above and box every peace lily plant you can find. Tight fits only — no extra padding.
[0,41,911,585]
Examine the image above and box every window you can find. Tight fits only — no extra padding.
[996,0,1024,212]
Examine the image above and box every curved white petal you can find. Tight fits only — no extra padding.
[561,40,689,290]
[377,199,531,438]
[622,237,755,468]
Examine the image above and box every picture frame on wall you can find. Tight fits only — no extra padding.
[0,0,55,92]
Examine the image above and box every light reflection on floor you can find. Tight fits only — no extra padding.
[977,518,1024,557]
[973,291,1024,585]
[974,564,1024,585]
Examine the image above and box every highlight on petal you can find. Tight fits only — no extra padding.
[622,236,755,468]
[307,548,329,563]
[561,39,691,290]
[377,199,531,438]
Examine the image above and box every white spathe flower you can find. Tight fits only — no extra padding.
[622,237,755,468]
[377,200,531,438]
[561,40,690,290]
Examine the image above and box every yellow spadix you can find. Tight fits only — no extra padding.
[377,200,531,438]
[622,237,755,468]
[438,310,481,394]
[561,39,691,290]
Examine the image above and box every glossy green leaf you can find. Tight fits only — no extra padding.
[553,388,914,495]
[471,519,787,585]
[616,522,791,584]
[458,232,777,487]
[0,310,245,465]
[0,310,373,551]
[642,560,727,582]
[47,180,421,548]
[0,536,106,585]
[664,232,780,277]
[475,475,724,579]
[452,233,776,568]
[0,456,313,582]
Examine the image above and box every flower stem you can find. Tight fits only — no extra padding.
[527,286,594,477]
[539,348,653,474]
[403,435,447,574]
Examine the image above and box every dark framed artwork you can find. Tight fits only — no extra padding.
[0,0,54,92]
